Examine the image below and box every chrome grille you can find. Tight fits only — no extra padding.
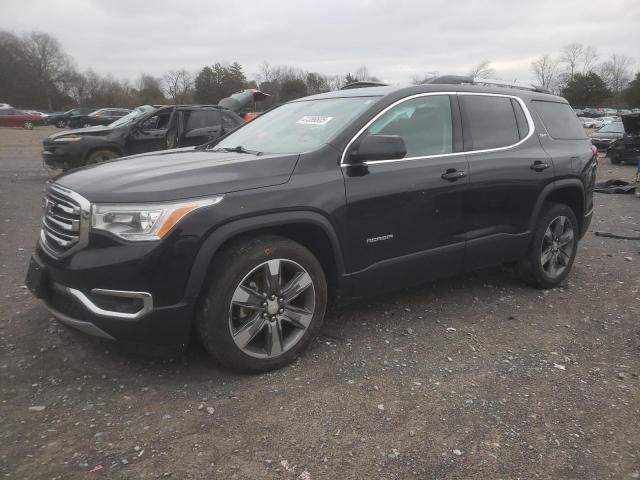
[40,184,90,257]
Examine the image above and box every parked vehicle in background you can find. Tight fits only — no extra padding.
[590,121,625,150]
[48,108,96,128]
[68,108,131,128]
[606,113,640,164]
[573,108,584,116]
[603,108,617,116]
[42,104,245,169]
[27,77,596,372]
[0,108,44,129]
[617,109,632,116]
[578,117,596,128]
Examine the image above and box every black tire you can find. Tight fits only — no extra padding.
[23,121,34,130]
[84,149,119,166]
[196,235,327,373]
[609,151,621,164]
[518,202,579,289]
[55,120,66,128]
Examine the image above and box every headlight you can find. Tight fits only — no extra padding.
[54,136,83,143]
[91,196,223,241]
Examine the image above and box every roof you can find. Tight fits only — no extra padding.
[298,83,565,103]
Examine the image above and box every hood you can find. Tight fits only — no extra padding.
[622,114,640,135]
[591,130,624,140]
[45,125,115,143]
[55,148,299,203]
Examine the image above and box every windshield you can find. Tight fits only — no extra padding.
[213,97,378,155]
[109,105,156,127]
[598,122,624,133]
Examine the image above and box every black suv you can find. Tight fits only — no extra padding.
[26,78,596,372]
[67,108,131,129]
[42,105,244,169]
[47,108,97,128]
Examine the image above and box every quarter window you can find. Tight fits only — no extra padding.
[532,100,587,140]
[461,95,520,150]
[365,95,453,158]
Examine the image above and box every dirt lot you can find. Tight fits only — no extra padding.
[0,126,639,479]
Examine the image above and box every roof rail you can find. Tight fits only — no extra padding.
[427,75,550,94]
[341,81,389,90]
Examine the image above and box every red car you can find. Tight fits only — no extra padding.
[0,108,43,129]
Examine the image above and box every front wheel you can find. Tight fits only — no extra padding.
[84,149,119,166]
[55,120,66,128]
[23,122,34,130]
[518,202,579,289]
[609,151,621,164]
[196,236,327,373]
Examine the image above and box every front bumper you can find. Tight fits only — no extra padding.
[42,148,76,170]
[27,249,195,347]
[591,138,615,150]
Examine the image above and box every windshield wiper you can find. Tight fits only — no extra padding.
[209,145,262,156]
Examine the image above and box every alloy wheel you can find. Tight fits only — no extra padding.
[540,215,574,279]
[228,258,315,359]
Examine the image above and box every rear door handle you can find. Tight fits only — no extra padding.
[530,161,551,172]
[441,169,467,181]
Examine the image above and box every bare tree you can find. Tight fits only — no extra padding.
[20,32,75,110]
[560,43,584,80]
[531,54,559,91]
[599,54,633,93]
[581,45,599,74]
[468,60,495,79]
[162,69,193,104]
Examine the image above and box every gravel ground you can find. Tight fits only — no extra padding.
[1,126,639,479]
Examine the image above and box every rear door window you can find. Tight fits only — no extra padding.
[461,95,520,150]
[532,100,587,140]
[185,110,221,131]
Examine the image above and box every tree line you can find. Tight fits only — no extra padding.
[0,31,383,111]
[1,31,637,112]
[530,43,638,107]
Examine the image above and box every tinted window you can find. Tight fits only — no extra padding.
[222,112,239,129]
[511,99,529,139]
[186,110,221,131]
[462,95,519,150]
[366,95,453,157]
[140,111,171,130]
[0,110,12,116]
[532,100,587,140]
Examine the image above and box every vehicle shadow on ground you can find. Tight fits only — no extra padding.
[26,264,526,386]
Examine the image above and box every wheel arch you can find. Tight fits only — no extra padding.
[529,180,585,235]
[185,212,348,305]
[82,145,124,163]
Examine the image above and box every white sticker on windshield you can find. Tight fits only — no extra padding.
[296,116,334,125]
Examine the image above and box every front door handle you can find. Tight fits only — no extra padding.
[441,169,467,181]
[530,161,551,172]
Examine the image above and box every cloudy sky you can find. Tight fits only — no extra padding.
[2,0,638,84]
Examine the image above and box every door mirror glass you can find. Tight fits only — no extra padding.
[350,134,407,163]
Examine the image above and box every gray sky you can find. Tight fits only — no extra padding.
[2,0,639,84]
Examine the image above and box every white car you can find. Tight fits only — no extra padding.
[578,116,596,128]
[591,118,605,129]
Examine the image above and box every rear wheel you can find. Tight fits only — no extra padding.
[518,202,579,289]
[23,122,33,130]
[196,236,327,373]
[55,120,66,128]
[84,149,119,166]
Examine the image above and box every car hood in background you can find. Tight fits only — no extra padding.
[55,148,299,203]
[44,125,115,143]
[590,131,624,140]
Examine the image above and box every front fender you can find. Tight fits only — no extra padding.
[183,211,347,300]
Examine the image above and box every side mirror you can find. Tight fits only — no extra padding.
[350,134,407,163]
